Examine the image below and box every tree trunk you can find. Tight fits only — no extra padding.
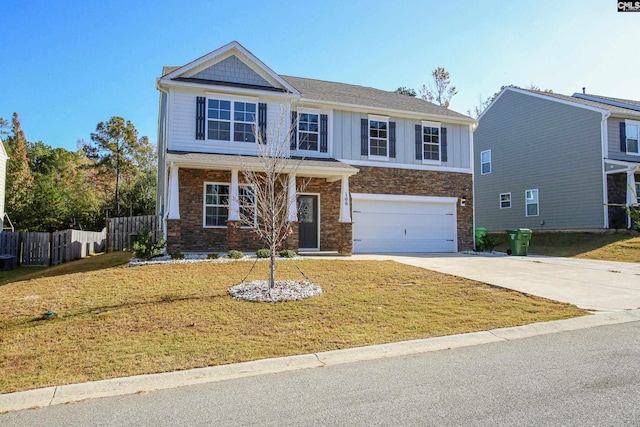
[269,244,276,292]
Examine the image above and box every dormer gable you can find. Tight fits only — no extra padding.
[159,41,299,95]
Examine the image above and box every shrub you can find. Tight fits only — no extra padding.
[132,228,166,260]
[256,249,271,258]
[475,233,499,252]
[170,252,185,260]
[228,249,244,259]
[279,249,296,258]
[207,253,220,259]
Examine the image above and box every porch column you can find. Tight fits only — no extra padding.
[229,169,240,221]
[339,176,351,222]
[287,174,298,222]
[167,163,180,220]
[628,170,638,228]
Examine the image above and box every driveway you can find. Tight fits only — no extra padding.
[351,253,640,312]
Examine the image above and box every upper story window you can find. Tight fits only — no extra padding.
[369,116,388,160]
[525,189,539,217]
[422,121,441,162]
[206,98,256,143]
[204,183,256,228]
[500,192,511,209]
[481,150,491,175]
[626,121,639,155]
[298,113,319,151]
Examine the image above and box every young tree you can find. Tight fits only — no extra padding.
[0,116,8,135]
[4,113,34,229]
[420,67,458,108]
[239,106,307,292]
[83,116,150,216]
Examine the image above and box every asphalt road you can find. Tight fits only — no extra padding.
[3,322,639,426]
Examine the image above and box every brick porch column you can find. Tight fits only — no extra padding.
[226,220,242,251]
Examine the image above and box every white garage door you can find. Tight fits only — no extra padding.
[352,194,457,253]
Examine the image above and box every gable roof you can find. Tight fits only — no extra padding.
[572,93,640,113]
[159,42,474,124]
[484,87,640,120]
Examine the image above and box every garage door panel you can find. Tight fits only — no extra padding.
[352,197,456,253]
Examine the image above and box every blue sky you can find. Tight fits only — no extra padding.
[2,0,639,151]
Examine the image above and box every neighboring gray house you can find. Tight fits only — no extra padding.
[474,87,640,232]
[156,41,476,254]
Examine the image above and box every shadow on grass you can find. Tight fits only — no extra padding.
[0,251,133,286]
[490,231,638,258]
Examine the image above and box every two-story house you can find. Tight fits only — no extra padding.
[156,41,476,255]
[474,87,640,232]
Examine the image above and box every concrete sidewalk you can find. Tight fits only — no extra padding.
[352,253,640,312]
[2,309,639,414]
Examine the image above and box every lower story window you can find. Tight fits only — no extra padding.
[500,193,511,209]
[525,189,539,217]
[204,183,256,227]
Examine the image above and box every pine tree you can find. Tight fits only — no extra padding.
[4,113,34,228]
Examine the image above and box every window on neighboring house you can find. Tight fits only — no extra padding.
[626,122,639,155]
[525,189,539,217]
[422,122,441,162]
[298,113,319,151]
[204,183,256,227]
[369,118,388,159]
[481,150,491,174]
[206,99,256,143]
[500,193,511,209]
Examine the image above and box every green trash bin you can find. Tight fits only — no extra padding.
[506,228,532,256]
[475,227,488,250]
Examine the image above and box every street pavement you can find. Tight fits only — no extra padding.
[2,321,639,426]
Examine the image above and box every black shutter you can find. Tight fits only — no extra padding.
[320,114,328,153]
[440,127,448,162]
[620,121,627,152]
[361,118,368,156]
[389,121,396,158]
[290,111,298,150]
[196,96,206,140]
[258,103,267,144]
[415,124,422,160]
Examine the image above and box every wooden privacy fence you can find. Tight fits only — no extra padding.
[106,215,162,252]
[0,229,106,267]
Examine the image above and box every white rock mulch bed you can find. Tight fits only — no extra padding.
[461,250,508,257]
[126,253,301,267]
[229,280,323,302]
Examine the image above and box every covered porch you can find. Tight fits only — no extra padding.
[605,160,639,229]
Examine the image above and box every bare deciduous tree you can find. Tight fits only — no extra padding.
[239,105,307,291]
[420,67,458,109]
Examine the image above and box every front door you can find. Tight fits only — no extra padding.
[297,195,319,250]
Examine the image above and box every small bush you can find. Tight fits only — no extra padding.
[279,249,296,258]
[170,252,185,260]
[207,253,220,259]
[256,249,271,258]
[132,228,166,260]
[482,234,500,252]
[228,250,244,259]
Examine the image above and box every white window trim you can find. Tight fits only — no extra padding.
[421,120,442,165]
[481,149,491,175]
[205,94,259,144]
[368,114,389,162]
[297,109,321,153]
[499,192,511,209]
[625,120,640,156]
[525,189,539,217]
[203,182,256,228]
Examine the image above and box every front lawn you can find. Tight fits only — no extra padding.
[0,255,586,394]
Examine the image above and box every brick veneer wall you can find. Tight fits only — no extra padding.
[607,173,638,229]
[349,166,474,251]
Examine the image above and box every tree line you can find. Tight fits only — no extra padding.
[1,113,156,232]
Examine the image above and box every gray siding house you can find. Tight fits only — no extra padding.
[474,87,640,232]
[156,41,476,254]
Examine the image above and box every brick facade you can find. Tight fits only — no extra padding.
[166,166,473,254]
[349,166,474,251]
[607,173,639,229]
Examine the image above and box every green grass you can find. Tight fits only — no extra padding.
[489,231,639,262]
[0,257,586,394]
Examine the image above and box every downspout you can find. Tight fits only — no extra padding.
[600,111,611,229]
[470,122,476,252]
[157,82,170,242]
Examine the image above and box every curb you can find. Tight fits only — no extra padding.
[2,309,639,413]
